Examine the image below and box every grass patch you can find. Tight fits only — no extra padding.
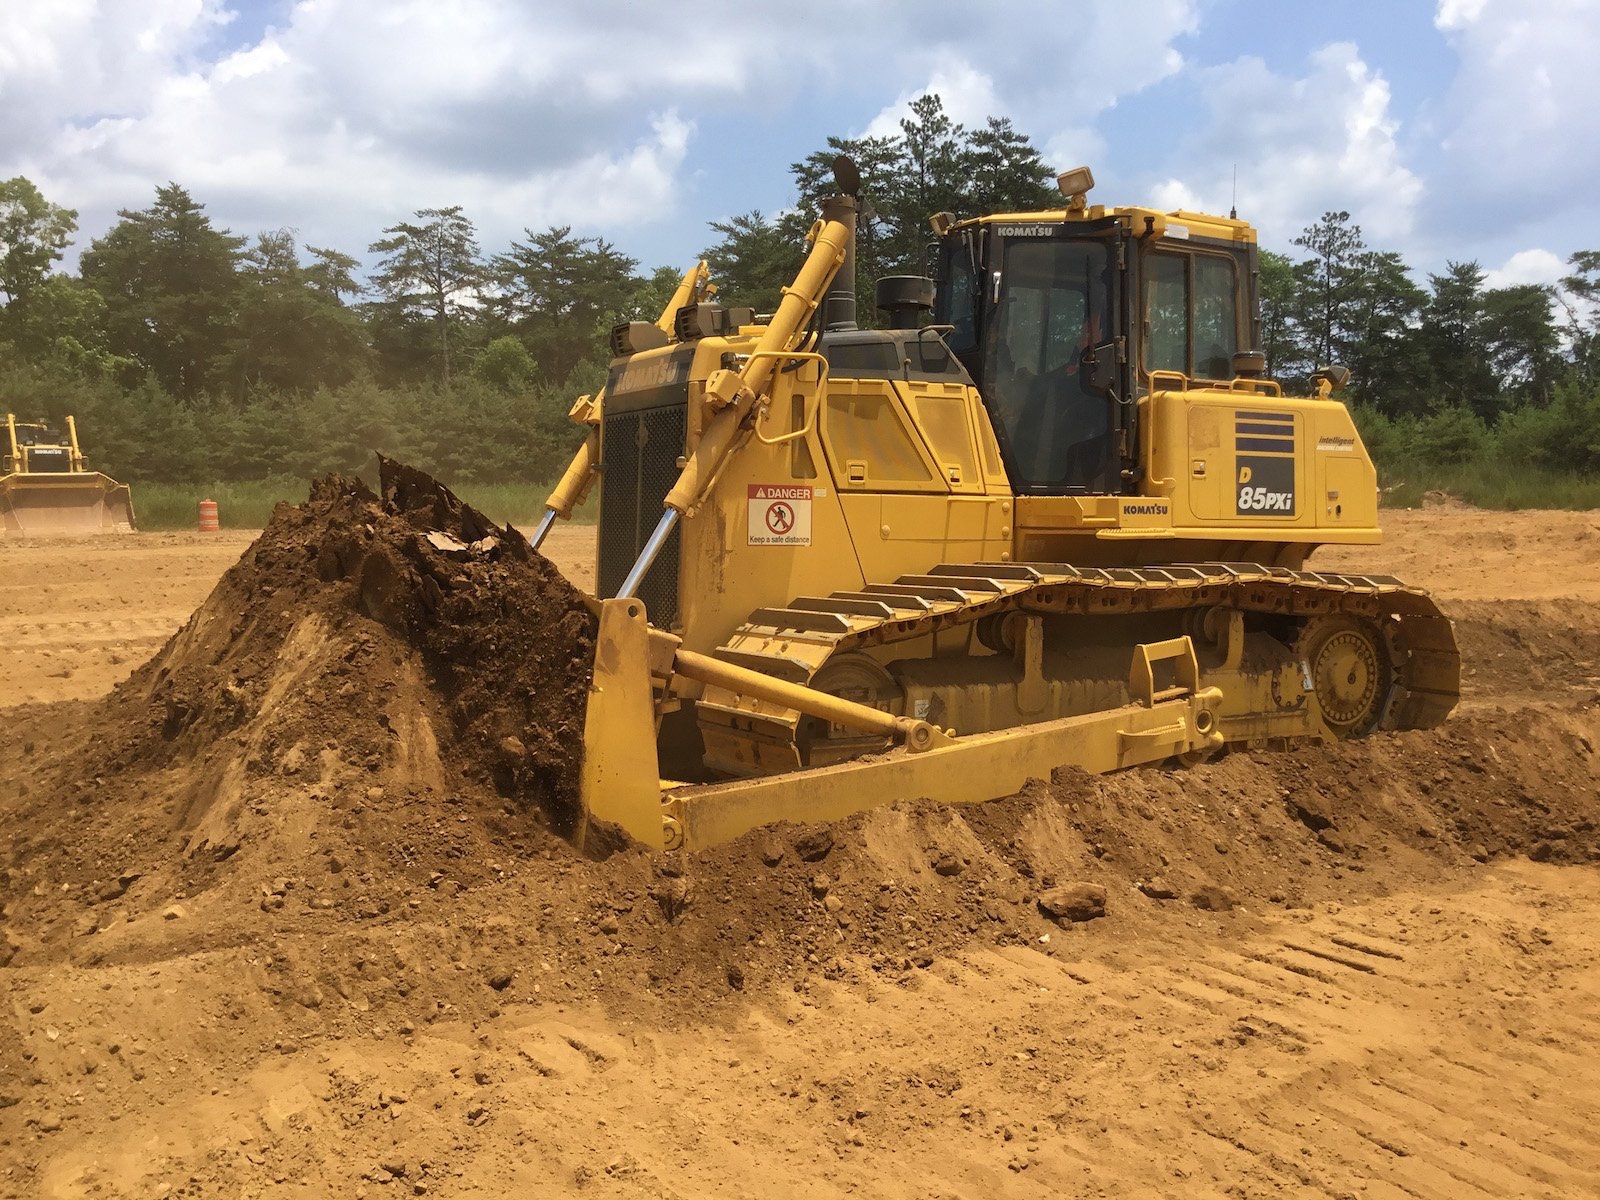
[1377,461,1600,510]
[125,459,1600,530]
[133,478,594,531]
[454,482,597,530]
[134,478,303,531]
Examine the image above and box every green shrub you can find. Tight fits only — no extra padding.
[1495,383,1600,472]
[1408,406,1489,465]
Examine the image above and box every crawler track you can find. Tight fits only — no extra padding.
[699,561,1460,770]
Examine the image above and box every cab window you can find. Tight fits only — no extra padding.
[982,238,1115,492]
[935,238,978,356]
[1142,250,1240,381]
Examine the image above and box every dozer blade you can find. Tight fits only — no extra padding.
[577,598,1235,854]
[0,473,137,536]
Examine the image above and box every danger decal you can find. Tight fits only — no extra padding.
[747,484,813,546]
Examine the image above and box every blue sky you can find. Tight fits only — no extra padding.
[4,0,1597,293]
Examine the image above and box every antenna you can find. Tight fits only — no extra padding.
[1230,165,1238,220]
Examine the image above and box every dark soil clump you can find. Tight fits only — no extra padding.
[81,457,597,835]
[370,458,597,832]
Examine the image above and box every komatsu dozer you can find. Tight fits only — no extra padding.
[1,413,137,535]
[537,159,1459,854]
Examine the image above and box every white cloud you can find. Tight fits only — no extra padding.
[862,62,1004,140]
[0,0,1208,272]
[0,1,230,131]
[1431,0,1600,213]
[0,1,749,265]
[1482,248,1567,290]
[1148,178,1200,214]
[211,37,290,84]
[1434,0,1488,31]
[1139,43,1422,250]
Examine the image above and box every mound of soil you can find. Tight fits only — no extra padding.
[0,460,600,967]
[106,458,593,828]
[2,464,1599,999]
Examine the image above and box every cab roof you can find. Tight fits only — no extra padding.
[951,205,1257,245]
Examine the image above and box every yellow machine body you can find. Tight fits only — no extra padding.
[1,414,137,536]
[541,177,1459,852]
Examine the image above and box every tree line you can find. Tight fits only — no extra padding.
[1,93,1597,492]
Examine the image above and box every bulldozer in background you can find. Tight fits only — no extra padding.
[532,158,1459,854]
[1,413,137,535]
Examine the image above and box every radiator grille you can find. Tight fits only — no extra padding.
[596,403,686,627]
[25,448,71,473]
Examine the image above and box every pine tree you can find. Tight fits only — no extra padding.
[368,206,483,386]
[80,183,245,399]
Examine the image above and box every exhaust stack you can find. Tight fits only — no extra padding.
[820,155,860,332]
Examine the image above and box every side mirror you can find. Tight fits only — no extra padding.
[1311,364,1351,390]
[1081,340,1119,397]
[916,326,954,371]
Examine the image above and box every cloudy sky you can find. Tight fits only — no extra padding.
[3,0,1597,290]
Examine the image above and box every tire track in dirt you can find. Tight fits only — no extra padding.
[1148,897,1600,1199]
[820,872,1600,1198]
[0,615,186,646]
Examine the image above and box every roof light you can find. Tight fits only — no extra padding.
[1056,166,1095,213]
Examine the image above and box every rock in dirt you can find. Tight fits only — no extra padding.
[794,826,835,862]
[1137,877,1178,900]
[1190,885,1237,912]
[1037,883,1107,923]
[485,966,514,991]
[932,853,964,877]
[651,878,693,922]
[1287,792,1335,832]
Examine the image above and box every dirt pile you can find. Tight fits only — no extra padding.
[0,460,598,964]
[1,464,1598,1005]
[107,457,592,826]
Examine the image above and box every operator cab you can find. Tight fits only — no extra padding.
[12,422,64,448]
[932,181,1257,497]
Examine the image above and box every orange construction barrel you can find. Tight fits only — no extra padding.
[198,499,220,533]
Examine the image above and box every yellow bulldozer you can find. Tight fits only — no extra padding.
[533,159,1458,854]
[1,413,136,535]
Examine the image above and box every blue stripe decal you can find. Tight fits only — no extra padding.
[1236,437,1296,453]
[1236,410,1294,424]
[1236,421,1296,435]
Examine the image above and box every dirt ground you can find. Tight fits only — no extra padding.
[3,500,1599,1199]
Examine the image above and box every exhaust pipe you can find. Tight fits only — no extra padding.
[820,155,860,332]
